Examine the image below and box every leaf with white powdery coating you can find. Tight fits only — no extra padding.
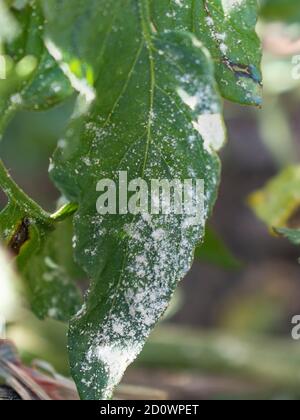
[42,0,262,108]
[150,0,262,105]
[43,0,226,399]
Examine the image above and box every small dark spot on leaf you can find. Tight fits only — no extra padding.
[8,217,31,256]
[223,58,262,85]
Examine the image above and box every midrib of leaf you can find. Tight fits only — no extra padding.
[140,0,155,177]
[84,41,144,178]
[96,0,157,319]
[84,0,172,177]
[139,0,199,183]
[140,0,202,178]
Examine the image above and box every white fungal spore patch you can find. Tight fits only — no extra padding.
[177,88,199,111]
[78,205,206,398]
[193,113,226,153]
[86,344,138,399]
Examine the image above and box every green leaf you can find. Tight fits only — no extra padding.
[0,0,73,134]
[0,161,82,321]
[15,217,83,321]
[195,226,241,270]
[249,166,300,229]
[250,167,300,263]
[260,0,300,23]
[43,0,226,399]
[42,0,262,107]
[150,0,262,106]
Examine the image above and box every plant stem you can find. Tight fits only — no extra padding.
[0,159,50,222]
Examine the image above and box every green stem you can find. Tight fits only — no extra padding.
[0,104,18,140]
[0,159,50,222]
[51,202,78,222]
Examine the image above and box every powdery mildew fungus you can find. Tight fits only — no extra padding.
[177,83,226,153]
[221,0,245,16]
[36,254,79,320]
[193,114,226,153]
[205,16,229,63]
[86,345,139,396]
[82,210,205,398]
[51,16,224,399]
[176,68,226,154]
[174,0,184,7]
[203,0,261,106]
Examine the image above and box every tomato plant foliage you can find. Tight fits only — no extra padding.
[0,0,262,399]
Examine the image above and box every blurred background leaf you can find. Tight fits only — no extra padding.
[1,0,300,400]
[195,226,242,270]
[260,0,300,23]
